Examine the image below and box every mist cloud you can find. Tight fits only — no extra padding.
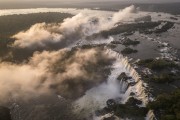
[12,23,64,48]
[12,5,137,49]
[0,47,113,103]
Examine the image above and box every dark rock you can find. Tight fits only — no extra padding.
[121,47,138,55]
[95,107,112,116]
[107,44,116,48]
[103,116,116,120]
[96,98,147,119]
[154,21,174,33]
[123,32,134,36]
[129,82,136,86]
[0,106,11,120]
[135,15,152,22]
[117,72,128,81]
[114,104,148,118]
[130,92,135,96]
[121,37,140,46]
[126,97,142,106]
[110,41,121,44]
[170,17,178,20]
[106,99,117,108]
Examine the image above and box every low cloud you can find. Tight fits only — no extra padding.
[0,47,114,103]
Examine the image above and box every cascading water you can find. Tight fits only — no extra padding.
[105,49,148,105]
[73,50,128,117]
[146,110,156,120]
[73,48,150,119]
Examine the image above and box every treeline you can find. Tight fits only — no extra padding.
[0,12,72,37]
[148,89,180,120]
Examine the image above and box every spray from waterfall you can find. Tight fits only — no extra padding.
[11,5,137,49]
[73,48,148,119]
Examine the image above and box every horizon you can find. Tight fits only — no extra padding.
[0,0,180,10]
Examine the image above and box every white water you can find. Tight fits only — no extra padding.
[106,49,148,105]
[73,48,149,119]
[146,110,156,120]
[73,52,127,117]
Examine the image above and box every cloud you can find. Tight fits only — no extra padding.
[0,63,47,101]
[0,47,113,103]
[12,23,64,48]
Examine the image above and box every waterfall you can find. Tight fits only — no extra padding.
[146,110,156,120]
[105,48,148,105]
[106,48,157,120]
[73,47,152,119]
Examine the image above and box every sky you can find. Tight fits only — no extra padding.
[0,0,180,2]
[0,0,180,9]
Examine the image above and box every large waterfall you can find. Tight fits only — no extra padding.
[73,47,153,119]
[105,48,148,105]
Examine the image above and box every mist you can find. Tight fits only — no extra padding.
[12,5,137,49]
[0,47,115,103]
[0,5,140,104]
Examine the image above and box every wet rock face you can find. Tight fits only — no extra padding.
[126,97,142,106]
[117,72,131,81]
[117,72,127,81]
[0,106,11,120]
[106,99,117,108]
